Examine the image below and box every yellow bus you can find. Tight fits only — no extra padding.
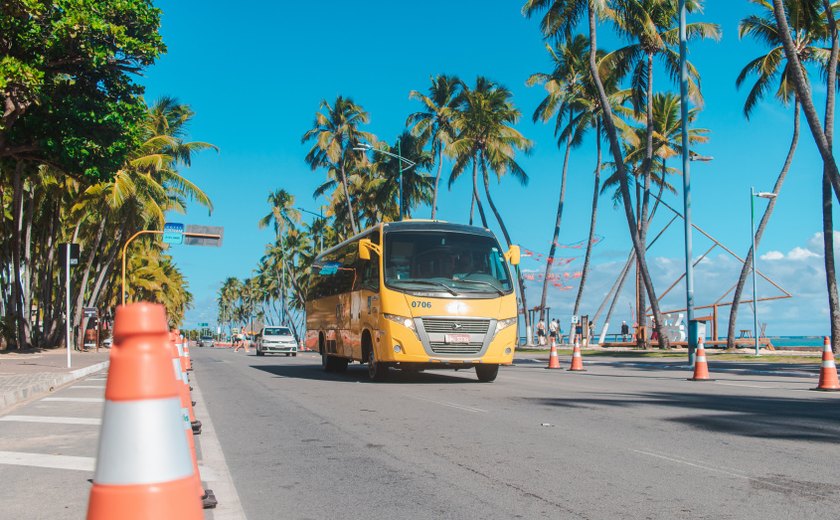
[304,220,520,382]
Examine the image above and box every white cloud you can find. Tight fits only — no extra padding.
[761,251,784,261]
[787,247,819,260]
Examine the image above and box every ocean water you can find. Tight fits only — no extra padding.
[764,336,825,348]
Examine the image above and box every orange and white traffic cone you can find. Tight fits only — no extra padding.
[181,333,193,372]
[546,339,561,369]
[171,330,201,435]
[568,344,586,371]
[168,333,217,509]
[87,303,202,520]
[688,337,713,381]
[813,336,840,391]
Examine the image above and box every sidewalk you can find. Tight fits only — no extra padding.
[0,347,110,412]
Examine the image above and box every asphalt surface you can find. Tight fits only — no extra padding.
[192,347,840,520]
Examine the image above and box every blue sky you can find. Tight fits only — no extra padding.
[142,1,834,336]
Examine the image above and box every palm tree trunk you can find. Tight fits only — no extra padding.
[573,122,602,317]
[431,146,444,219]
[472,156,488,227]
[74,218,107,350]
[635,53,655,347]
[11,161,29,348]
[482,161,529,336]
[771,0,840,204]
[588,4,669,348]
[822,174,840,353]
[539,111,573,322]
[823,0,840,353]
[339,161,358,234]
[725,99,799,349]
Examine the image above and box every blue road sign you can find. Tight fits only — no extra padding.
[163,222,185,245]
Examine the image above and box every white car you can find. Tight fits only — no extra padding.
[256,326,298,356]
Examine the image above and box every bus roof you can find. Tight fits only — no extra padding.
[314,220,497,263]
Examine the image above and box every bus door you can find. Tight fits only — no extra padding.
[349,254,380,361]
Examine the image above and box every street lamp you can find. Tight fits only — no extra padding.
[353,141,416,221]
[296,206,325,252]
[750,188,777,356]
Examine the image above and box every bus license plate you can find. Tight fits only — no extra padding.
[444,333,471,344]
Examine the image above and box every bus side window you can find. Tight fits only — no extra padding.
[354,232,380,291]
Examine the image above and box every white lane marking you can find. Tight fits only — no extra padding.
[631,449,831,499]
[408,395,488,413]
[68,385,105,389]
[42,397,104,403]
[0,415,100,425]
[0,451,94,472]
[714,382,778,389]
[191,373,247,519]
[87,378,107,381]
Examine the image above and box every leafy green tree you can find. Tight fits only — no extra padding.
[1,0,165,178]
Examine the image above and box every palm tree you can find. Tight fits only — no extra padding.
[821,0,840,352]
[770,0,840,202]
[450,76,534,334]
[302,96,375,235]
[407,75,462,219]
[602,0,719,344]
[726,0,827,349]
[571,55,628,324]
[527,34,593,324]
[258,188,301,325]
[524,0,672,348]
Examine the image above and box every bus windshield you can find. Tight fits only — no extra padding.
[384,231,513,296]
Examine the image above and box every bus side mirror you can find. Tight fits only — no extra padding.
[505,245,521,266]
[359,239,371,261]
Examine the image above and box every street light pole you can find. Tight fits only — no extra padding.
[397,138,404,221]
[354,142,416,221]
[296,206,325,252]
[750,188,777,356]
[679,0,696,365]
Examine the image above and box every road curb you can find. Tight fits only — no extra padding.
[0,361,110,412]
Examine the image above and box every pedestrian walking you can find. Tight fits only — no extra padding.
[234,332,250,353]
[620,321,630,342]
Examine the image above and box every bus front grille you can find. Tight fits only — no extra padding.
[429,343,483,355]
[421,318,490,334]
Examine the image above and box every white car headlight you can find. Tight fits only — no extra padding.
[494,317,517,338]
[383,313,416,331]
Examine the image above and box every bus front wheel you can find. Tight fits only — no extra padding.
[368,350,388,381]
[475,364,499,383]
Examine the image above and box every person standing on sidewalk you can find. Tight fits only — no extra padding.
[537,319,546,345]
[548,319,558,346]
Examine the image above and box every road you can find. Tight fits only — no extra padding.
[194,347,840,520]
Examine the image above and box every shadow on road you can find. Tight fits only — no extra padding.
[250,362,480,385]
[525,391,840,443]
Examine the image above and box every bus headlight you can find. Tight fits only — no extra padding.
[384,313,416,332]
[493,317,517,339]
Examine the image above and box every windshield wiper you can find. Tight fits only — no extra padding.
[452,279,505,295]
[389,279,458,295]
